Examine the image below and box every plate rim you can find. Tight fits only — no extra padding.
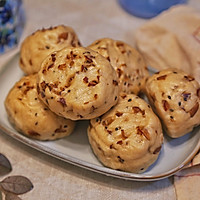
[0,52,200,181]
[0,122,199,181]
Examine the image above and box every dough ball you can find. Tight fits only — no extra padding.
[88,93,163,173]
[19,25,81,74]
[37,47,119,120]
[88,38,149,94]
[5,74,75,140]
[145,68,200,138]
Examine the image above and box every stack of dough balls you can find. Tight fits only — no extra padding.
[5,25,83,140]
[5,24,165,174]
[5,25,119,141]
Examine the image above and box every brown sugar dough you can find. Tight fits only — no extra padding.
[88,38,149,95]
[19,25,81,75]
[37,47,119,120]
[88,93,163,173]
[4,74,75,141]
[145,68,200,138]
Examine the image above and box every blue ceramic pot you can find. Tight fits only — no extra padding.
[118,0,188,18]
[0,0,25,54]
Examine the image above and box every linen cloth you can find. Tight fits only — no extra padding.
[135,5,200,83]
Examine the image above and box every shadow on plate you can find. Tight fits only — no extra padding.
[164,127,199,147]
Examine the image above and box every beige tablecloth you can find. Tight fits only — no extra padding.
[0,0,200,199]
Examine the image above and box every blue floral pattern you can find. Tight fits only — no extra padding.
[0,0,25,53]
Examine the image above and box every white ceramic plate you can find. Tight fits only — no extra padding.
[0,53,199,181]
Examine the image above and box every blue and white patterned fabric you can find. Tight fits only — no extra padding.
[0,0,25,54]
